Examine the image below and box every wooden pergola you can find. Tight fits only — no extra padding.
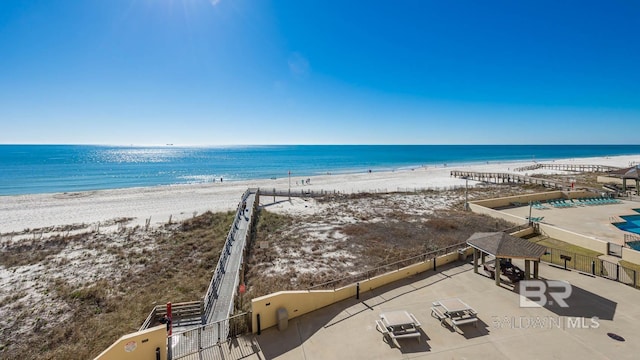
[466,232,547,286]
[608,165,640,193]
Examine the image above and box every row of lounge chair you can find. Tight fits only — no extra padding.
[534,197,621,209]
[576,197,622,205]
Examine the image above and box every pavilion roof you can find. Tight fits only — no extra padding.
[608,165,640,179]
[466,232,547,261]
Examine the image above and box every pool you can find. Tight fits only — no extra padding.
[615,214,640,234]
[615,210,640,250]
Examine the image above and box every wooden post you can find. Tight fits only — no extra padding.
[473,249,478,273]
[495,258,501,286]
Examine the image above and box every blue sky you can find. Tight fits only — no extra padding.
[0,0,638,145]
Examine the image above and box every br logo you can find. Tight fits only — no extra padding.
[519,280,572,308]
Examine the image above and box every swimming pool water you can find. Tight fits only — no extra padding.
[615,214,640,235]
[628,241,640,251]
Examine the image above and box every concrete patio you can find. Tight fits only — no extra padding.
[500,199,640,246]
[231,260,640,359]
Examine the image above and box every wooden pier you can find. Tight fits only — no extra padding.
[513,163,621,172]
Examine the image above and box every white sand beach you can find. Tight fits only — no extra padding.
[1,155,638,235]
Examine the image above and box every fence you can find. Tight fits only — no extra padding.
[306,242,468,290]
[169,312,252,360]
[540,247,638,289]
[257,185,469,198]
[139,301,204,331]
[512,163,620,172]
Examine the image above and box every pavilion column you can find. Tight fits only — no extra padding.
[533,261,539,279]
[481,252,486,264]
[623,179,627,192]
[473,249,479,274]
[525,260,531,279]
[495,258,501,286]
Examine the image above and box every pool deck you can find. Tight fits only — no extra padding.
[228,261,640,360]
[500,199,640,246]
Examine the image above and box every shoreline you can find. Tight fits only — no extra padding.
[1,154,638,234]
[3,145,640,197]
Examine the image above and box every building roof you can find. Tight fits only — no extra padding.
[466,232,547,260]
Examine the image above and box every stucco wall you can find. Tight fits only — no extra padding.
[470,191,566,209]
[470,190,598,209]
[94,325,167,360]
[537,224,608,254]
[251,251,463,333]
[622,247,640,264]
[468,203,523,225]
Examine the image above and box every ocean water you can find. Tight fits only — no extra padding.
[1,145,639,195]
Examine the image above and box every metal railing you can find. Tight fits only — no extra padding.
[203,189,254,320]
[306,242,468,290]
[540,247,638,289]
[139,301,204,331]
[170,312,252,360]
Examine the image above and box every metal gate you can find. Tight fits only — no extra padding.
[619,266,637,287]
[170,312,252,360]
[600,260,619,281]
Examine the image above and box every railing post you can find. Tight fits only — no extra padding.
[257,313,261,335]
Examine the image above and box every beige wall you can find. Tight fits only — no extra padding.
[470,191,566,209]
[251,251,463,333]
[94,325,167,360]
[622,247,640,264]
[537,224,608,254]
[468,203,523,225]
[470,190,597,209]
[597,176,624,185]
[511,227,535,238]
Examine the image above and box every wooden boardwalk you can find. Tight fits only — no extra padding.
[257,188,336,199]
[513,163,621,172]
[450,170,606,194]
[206,191,257,325]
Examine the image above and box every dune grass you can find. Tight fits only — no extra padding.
[1,211,234,360]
